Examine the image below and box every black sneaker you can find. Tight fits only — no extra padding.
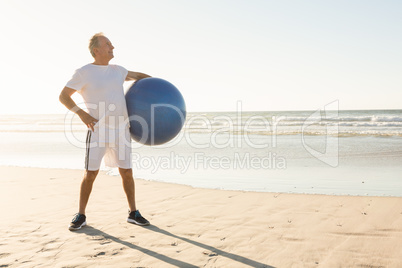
[127,210,150,226]
[69,213,87,231]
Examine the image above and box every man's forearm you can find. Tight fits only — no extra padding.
[59,93,85,116]
[59,92,98,131]
[126,71,151,81]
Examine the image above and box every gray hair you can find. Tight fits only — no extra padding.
[88,32,105,58]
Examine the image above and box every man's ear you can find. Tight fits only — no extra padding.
[93,47,99,56]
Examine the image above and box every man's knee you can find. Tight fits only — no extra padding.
[119,168,133,179]
[84,170,99,182]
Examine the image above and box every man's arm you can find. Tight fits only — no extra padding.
[59,87,98,131]
[125,71,151,81]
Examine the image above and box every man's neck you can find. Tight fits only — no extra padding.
[92,59,110,66]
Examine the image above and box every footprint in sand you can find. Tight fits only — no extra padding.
[203,251,218,257]
[94,252,106,257]
[0,253,11,259]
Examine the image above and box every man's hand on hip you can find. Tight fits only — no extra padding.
[78,110,98,132]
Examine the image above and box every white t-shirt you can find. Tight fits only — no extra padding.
[66,63,129,129]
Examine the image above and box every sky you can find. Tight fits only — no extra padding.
[0,0,401,114]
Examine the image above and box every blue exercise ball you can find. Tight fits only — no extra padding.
[125,77,186,145]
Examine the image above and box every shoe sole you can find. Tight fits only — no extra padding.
[127,218,150,226]
[68,221,87,231]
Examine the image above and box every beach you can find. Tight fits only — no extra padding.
[2,0,401,266]
[1,111,401,267]
[1,166,402,267]
[1,112,402,196]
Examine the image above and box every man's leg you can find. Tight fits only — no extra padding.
[119,168,136,212]
[79,170,99,215]
[120,168,150,226]
[117,129,149,225]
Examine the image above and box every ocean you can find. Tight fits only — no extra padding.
[0,109,401,196]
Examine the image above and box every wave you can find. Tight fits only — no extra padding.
[1,111,402,137]
[372,116,402,122]
[183,119,402,129]
[183,128,402,137]
[1,126,401,137]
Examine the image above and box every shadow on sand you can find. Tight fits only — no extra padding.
[77,224,273,268]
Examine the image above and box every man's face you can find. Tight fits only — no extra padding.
[95,36,114,61]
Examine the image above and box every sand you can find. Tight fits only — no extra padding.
[1,166,401,267]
